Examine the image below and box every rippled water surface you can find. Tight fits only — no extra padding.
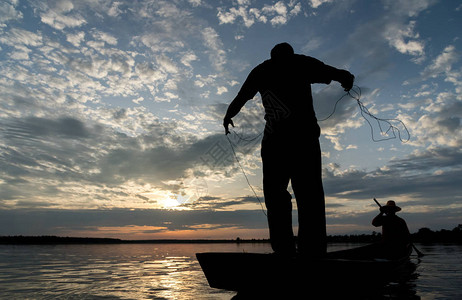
[412,244,462,300]
[0,243,460,299]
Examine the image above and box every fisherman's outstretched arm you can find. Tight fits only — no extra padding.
[223,96,246,135]
[223,69,258,134]
[224,95,248,121]
[305,56,354,91]
[325,65,355,91]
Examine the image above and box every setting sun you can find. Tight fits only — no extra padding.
[160,197,182,209]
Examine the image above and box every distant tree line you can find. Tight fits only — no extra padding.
[0,236,123,245]
[411,224,462,243]
[326,224,462,244]
[1,225,460,245]
[0,236,263,245]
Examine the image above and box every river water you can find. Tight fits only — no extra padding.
[0,243,460,299]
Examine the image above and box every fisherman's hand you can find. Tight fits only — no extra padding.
[223,117,234,135]
[340,71,355,92]
[379,206,386,214]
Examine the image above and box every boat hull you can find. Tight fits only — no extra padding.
[196,244,412,295]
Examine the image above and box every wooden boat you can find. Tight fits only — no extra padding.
[196,243,413,297]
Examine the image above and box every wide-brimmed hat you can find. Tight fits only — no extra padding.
[383,200,401,212]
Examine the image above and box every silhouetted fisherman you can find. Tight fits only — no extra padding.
[372,200,411,259]
[223,43,354,256]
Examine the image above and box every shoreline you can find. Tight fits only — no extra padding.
[1,225,461,245]
[0,236,270,245]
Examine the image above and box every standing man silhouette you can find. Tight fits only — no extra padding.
[223,43,354,256]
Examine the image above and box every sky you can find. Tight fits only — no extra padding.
[0,0,461,240]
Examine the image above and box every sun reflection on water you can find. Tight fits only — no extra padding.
[0,244,236,299]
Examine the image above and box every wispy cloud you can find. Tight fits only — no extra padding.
[421,45,460,80]
[37,0,86,30]
[0,208,269,238]
[202,27,227,71]
[0,0,23,25]
[217,0,301,28]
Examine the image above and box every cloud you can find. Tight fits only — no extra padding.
[0,0,244,211]
[383,20,425,57]
[38,0,86,30]
[308,0,334,9]
[180,51,198,68]
[322,145,462,206]
[396,46,461,150]
[180,195,262,211]
[202,27,227,71]
[421,45,460,80]
[107,1,123,17]
[188,0,203,7]
[0,104,240,209]
[217,1,301,28]
[66,31,85,47]
[402,39,462,149]
[261,1,301,26]
[5,116,92,139]
[0,0,23,25]
[302,37,323,52]
[156,54,179,74]
[381,0,438,60]
[5,7,213,107]
[323,0,436,73]
[312,0,443,152]
[217,5,258,27]
[95,133,227,184]
[0,208,269,237]
[91,30,118,46]
[217,86,228,95]
[314,86,363,150]
[0,28,43,47]
[407,94,462,148]
[382,0,438,18]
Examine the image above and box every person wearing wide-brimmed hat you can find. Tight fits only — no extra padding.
[372,200,411,258]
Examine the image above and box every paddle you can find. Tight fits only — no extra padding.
[372,198,424,258]
[411,243,424,258]
[373,198,382,209]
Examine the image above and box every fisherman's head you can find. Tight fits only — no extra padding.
[271,42,294,61]
[383,200,401,215]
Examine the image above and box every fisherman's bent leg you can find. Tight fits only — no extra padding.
[291,139,326,256]
[262,145,295,255]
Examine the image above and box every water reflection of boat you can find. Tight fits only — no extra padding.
[196,244,414,298]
